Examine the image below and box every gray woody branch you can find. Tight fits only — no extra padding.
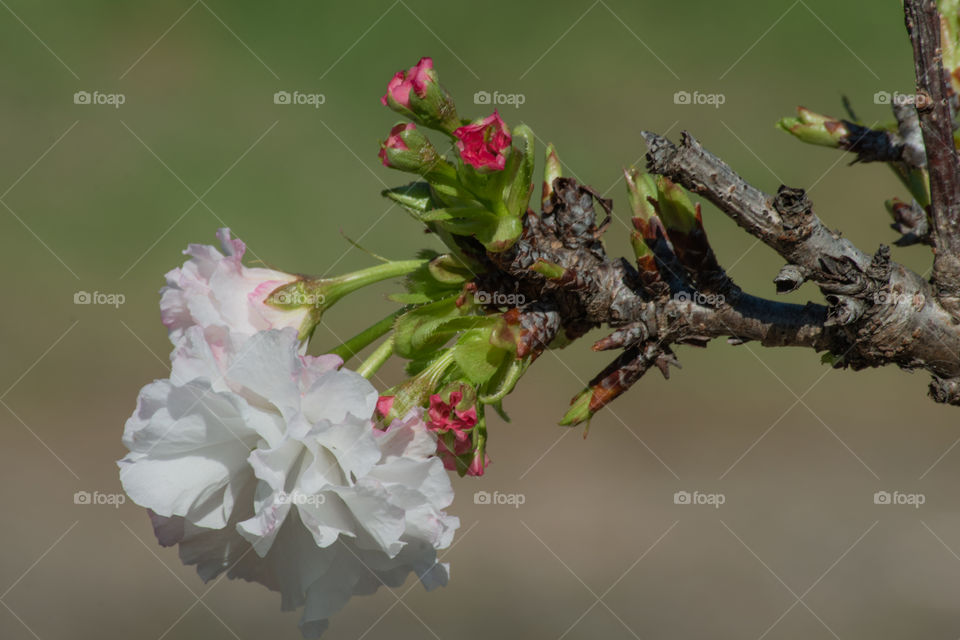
[905,0,960,307]
[470,0,960,421]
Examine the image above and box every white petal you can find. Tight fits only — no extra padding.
[226,329,302,417]
[332,483,407,557]
[300,369,377,425]
[296,492,363,549]
[236,480,293,557]
[120,380,261,528]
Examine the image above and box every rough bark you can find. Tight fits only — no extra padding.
[461,0,960,417]
[905,0,960,308]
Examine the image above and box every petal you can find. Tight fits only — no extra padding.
[236,480,294,557]
[226,329,302,417]
[120,379,263,528]
[301,368,377,425]
[332,483,407,557]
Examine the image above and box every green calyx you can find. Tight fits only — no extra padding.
[380,123,535,254]
[266,259,426,339]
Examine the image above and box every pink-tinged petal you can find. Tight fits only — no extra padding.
[216,228,246,258]
[453,110,512,171]
[378,123,414,167]
[158,228,312,367]
[426,392,477,435]
[409,57,434,97]
[453,405,477,428]
[466,453,491,477]
[382,70,412,108]
[376,395,395,417]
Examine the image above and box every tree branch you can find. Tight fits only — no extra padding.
[466,168,960,422]
[454,0,960,418]
[640,131,960,377]
[905,0,960,303]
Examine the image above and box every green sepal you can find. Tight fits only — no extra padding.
[428,253,474,283]
[453,328,511,384]
[502,124,536,218]
[393,296,466,359]
[479,355,530,404]
[382,181,434,213]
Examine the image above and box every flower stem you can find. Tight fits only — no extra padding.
[357,336,395,379]
[317,259,427,306]
[330,309,404,362]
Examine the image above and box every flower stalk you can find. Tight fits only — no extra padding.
[267,259,427,338]
[357,336,395,379]
[330,309,404,362]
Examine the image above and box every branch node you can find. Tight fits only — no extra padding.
[930,376,960,405]
[773,185,813,230]
[774,264,807,294]
[824,294,866,326]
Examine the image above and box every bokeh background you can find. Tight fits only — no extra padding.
[3,0,960,638]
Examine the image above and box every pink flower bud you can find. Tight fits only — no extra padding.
[378,122,448,176]
[380,57,435,109]
[378,123,413,167]
[466,451,491,477]
[409,57,434,95]
[376,395,395,417]
[453,111,512,171]
[380,57,460,134]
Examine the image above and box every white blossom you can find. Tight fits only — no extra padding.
[120,230,459,636]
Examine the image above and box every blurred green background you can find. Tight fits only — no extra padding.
[3,0,960,638]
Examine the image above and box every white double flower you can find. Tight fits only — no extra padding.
[119,229,459,637]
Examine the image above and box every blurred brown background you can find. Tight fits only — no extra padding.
[2,0,960,638]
